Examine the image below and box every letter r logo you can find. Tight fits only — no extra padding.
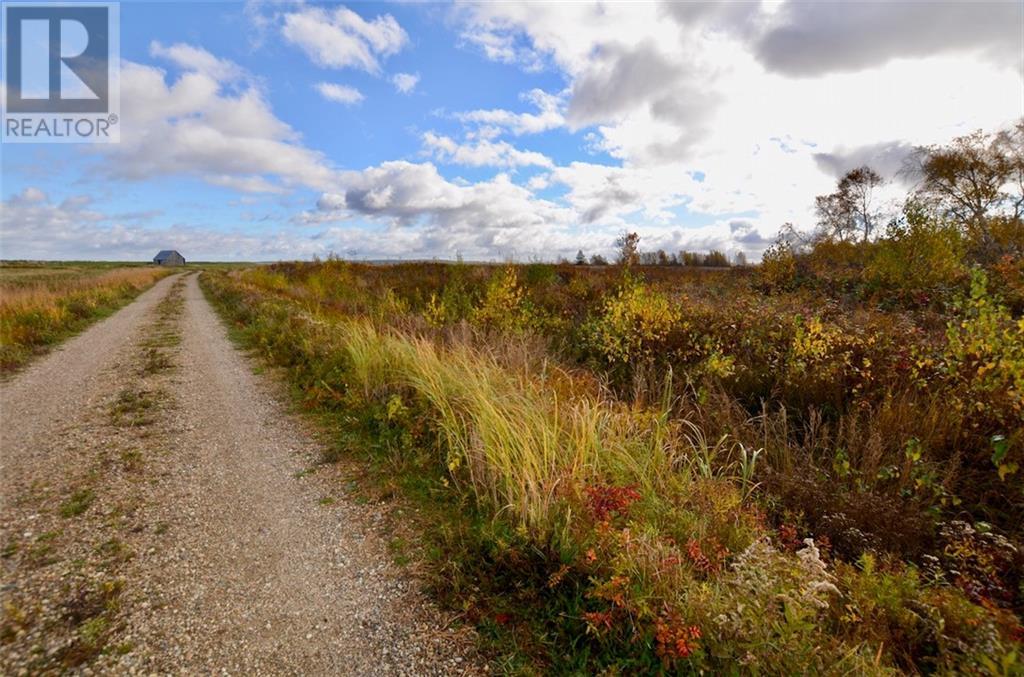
[4,4,110,113]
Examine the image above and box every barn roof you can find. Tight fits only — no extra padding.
[154,250,182,260]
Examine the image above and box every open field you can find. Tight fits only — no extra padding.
[0,263,172,372]
[200,257,1023,673]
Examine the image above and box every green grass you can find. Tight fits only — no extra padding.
[108,387,161,428]
[60,489,96,518]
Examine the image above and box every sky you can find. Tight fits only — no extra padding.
[1,0,1022,262]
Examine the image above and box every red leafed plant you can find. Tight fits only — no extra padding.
[685,536,729,575]
[778,523,801,551]
[655,609,703,662]
[582,610,614,634]
[585,483,642,521]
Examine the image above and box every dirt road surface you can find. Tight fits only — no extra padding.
[1,273,481,675]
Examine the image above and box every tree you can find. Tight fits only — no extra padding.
[589,253,608,265]
[575,249,587,265]
[615,231,640,267]
[910,122,1024,260]
[705,250,730,267]
[639,251,660,265]
[680,250,701,267]
[815,166,883,243]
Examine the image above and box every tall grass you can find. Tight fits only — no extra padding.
[340,318,686,544]
[0,266,170,371]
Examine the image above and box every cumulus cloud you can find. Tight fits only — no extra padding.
[0,188,328,261]
[457,88,565,136]
[453,0,1022,236]
[549,161,697,224]
[149,41,245,81]
[567,41,702,129]
[315,82,364,105]
[391,72,420,94]
[96,51,338,193]
[422,132,553,169]
[813,140,918,183]
[312,161,582,259]
[281,5,407,74]
[753,1,1024,77]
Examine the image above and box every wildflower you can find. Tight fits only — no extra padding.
[795,538,840,610]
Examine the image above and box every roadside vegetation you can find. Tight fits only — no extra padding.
[0,263,171,372]
[202,125,1023,673]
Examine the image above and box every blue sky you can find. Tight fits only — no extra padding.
[2,1,1022,261]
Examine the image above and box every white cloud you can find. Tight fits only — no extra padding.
[315,82,364,105]
[457,88,565,136]
[452,0,1024,244]
[97,53,338,193]
[391,72,420,94]
[281,5,407,74]
[149,41,245,82]
[0,187,328,261]
[313,161,583,259]
[422,132,553,169]
[549,161,699,225]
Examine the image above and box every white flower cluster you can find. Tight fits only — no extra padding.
[716,536,841,638]
[793,538,840,610]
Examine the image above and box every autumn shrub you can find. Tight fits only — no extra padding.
[584,276,680,365]
[863,206,968,302]
[471,266,532,333]
[758,238,799,291]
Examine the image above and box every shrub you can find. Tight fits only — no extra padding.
[864,204,967,299]
[586,277,681,364]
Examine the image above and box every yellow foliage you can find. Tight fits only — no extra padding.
[472,266,530,332]
[589,280,680,363]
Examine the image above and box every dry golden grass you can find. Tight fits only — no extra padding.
[0,266,170,371]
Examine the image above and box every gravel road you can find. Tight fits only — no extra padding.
[1,273,481,675]
[1,273,181,488]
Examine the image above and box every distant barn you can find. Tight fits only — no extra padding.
[153,250,185,266]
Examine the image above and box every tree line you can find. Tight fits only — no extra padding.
[762,120,1023,305]
[571,238,746,268]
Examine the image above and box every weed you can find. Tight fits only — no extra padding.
[109,387,160,427]
[60,489,96,518]
[388,537,411,567]
[119,449,143,471]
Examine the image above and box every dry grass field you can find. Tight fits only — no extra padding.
[0,263,170,371]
